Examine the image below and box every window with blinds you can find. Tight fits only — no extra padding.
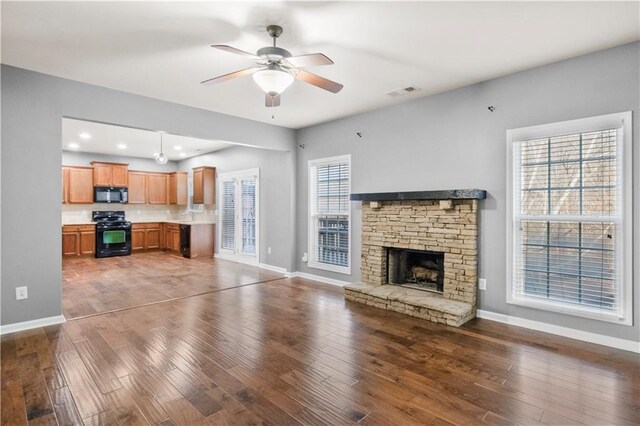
[219,170,259,260]
[221,179,236,251]
[308,155,351,274]
[241,178,257,255]
[507,113,631,324]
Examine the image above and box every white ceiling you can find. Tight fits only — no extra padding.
[3,2,639,129]
[62,118,233,161]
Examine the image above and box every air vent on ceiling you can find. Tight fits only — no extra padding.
[386,86,420,97]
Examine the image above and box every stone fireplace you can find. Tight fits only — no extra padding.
[344,189,486,326]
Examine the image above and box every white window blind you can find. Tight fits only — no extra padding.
[508,113,631,324]
[241,178,257,255]
[309,156,351,274]
[220,179,236,251]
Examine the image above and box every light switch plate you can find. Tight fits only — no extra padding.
[479,278,487,291]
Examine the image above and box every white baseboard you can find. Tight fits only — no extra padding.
[214,253,258,267]
[214,254,289,276]
[258,263,288,275]
[288,271,351,287]
[477,309,640,353]
[0,315,66,335]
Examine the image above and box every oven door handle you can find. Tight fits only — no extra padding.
[97,226,131,231]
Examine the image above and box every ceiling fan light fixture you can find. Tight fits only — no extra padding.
[252,69,294,95]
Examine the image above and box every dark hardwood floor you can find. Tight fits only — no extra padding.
[2,255,639,425]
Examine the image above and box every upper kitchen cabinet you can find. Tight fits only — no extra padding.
[128,171,147,204]
[147,173,168,204]
[62,166,94,204]
[91,161,128,187]
[192,166,216,205]
[168,172,188,205]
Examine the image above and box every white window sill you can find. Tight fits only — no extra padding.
[308,260,351,275]
[507,296,631,326]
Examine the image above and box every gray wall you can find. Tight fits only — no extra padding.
[1,65,295,326]
[295,42,640,343]
[178,146,295,271]
[62,151,179,172]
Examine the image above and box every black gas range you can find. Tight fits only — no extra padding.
[92,211,132,258]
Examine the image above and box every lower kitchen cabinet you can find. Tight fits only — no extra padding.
[163,223,181,253]
[131,223,162,252]
[62,225,95,257]
[146,224,161,249]
[131,226,146,251]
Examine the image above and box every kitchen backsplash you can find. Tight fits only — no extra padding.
[62,203,216,224]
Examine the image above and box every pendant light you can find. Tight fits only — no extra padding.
[155,132,168,165]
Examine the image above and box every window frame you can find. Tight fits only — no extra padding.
[308,155,352,275]
[506,112,632,325]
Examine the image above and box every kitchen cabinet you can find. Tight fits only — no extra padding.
[91,161,128,187]
[182,224,215,259]
[62,166,93,204]
[62,229,79,256]
[131,223,163,251]
[79,228,96,255]
[128,171,186,206]
[192,166,216,205]
[147,173,168,204]
[62,225,95,257]
[163,223,181,253]
[168,172,188,205]
[128,171,147,204]
[62,167,69,203]
[131,226,146,251]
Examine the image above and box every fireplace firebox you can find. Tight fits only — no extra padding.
[387,248,445,293]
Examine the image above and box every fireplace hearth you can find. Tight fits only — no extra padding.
[388,248,444,293]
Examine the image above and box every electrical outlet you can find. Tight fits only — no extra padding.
[16,286,28,300]
[302,252,308,262]
[479,278,487,291]
[268,247,272,255]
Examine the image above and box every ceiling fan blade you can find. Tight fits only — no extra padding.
[285,53,334,68]
[211,45,259,60]
[265,93,281,108]
[295,70,343,93]
[201,67,263,85]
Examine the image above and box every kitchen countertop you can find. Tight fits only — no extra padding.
[62,219,215,227]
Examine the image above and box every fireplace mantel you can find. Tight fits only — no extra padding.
[350,189,486,202]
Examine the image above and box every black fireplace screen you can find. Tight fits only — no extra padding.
[387,248,445,293]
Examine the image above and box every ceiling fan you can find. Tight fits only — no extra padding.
[201,25,343,107]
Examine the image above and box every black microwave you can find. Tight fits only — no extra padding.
[94,187,128,203]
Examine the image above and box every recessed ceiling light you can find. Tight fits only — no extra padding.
[117,143,127,149]
[78,132,91,140]
[179,152,186,157]
[174,146,182,151]
[68,142,80,149]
